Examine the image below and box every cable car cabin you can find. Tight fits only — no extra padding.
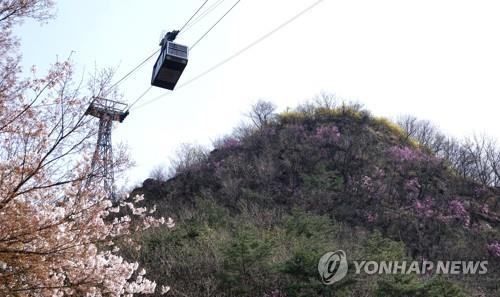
[151,41,189,90]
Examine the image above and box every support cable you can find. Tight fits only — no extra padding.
[132,0,326,111]
[104,0,209,94]
[190,0,242,50]
[106,50,159,93]
[179,0,210,33]
[180,0,226,35]
[127,86,153,110]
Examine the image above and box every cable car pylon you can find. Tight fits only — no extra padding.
[85,97,129,201]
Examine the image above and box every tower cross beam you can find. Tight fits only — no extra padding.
[85,97,129,200]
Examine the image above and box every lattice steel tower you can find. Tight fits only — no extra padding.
[85,97,129,200]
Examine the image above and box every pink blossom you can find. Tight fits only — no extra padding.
[449,199,470,227]
[314,124,340,144]
[388,146,441,168]
[487,242,500,258]
[405,178,420,193]
[411,196,434,217]
[389,146,424,162]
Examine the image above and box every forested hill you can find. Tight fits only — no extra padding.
[126,100,500,297]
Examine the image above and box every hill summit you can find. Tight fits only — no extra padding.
[128,99,500,297]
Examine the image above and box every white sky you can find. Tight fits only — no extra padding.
[15,0,500,185]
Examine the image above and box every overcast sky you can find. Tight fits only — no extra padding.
[15,0,500,186]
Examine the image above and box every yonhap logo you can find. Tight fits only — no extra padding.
[318,250,348,284]
[318,250,489,285]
